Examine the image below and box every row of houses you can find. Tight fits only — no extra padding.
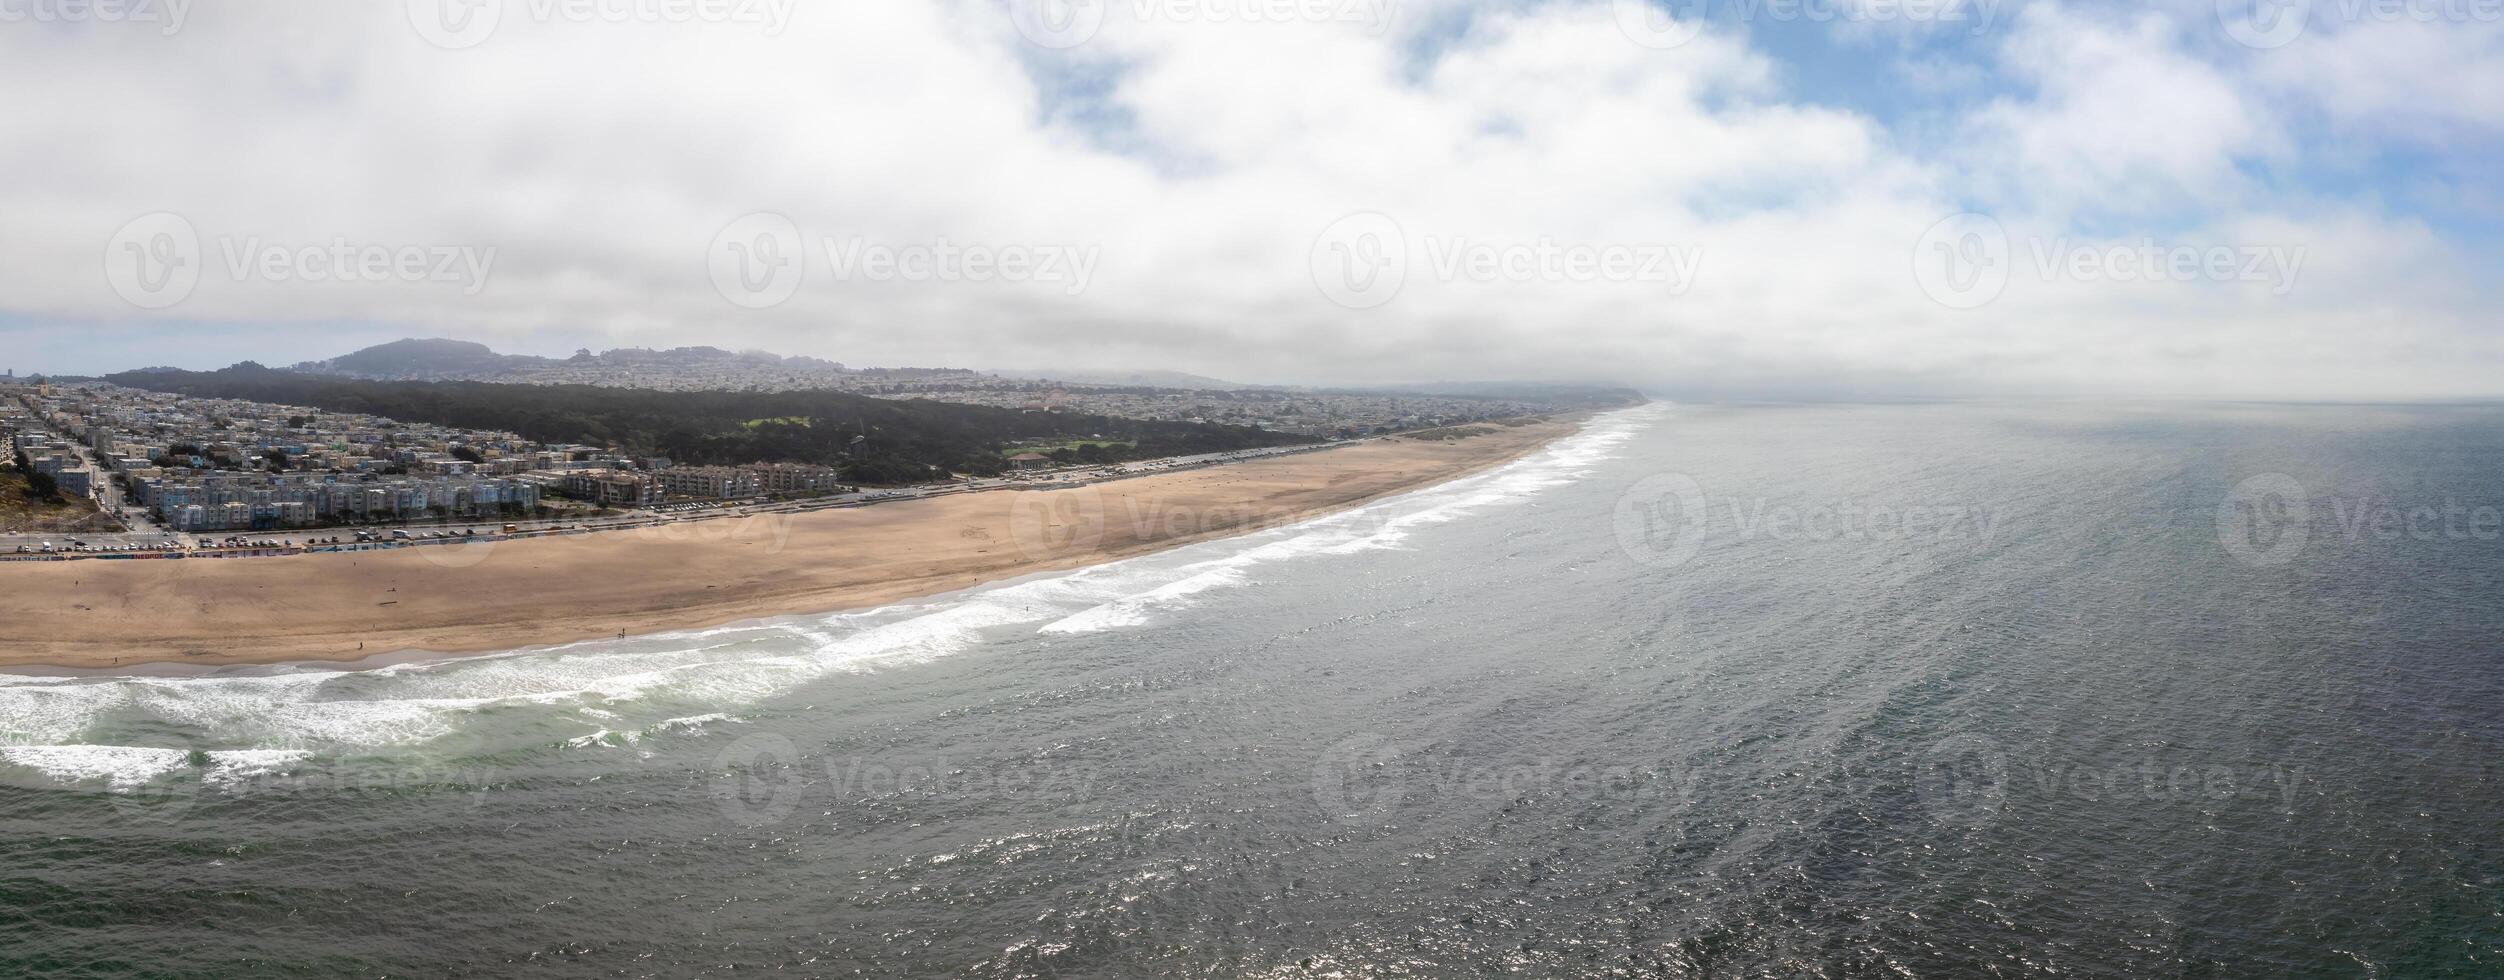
[11,429,97,500]
[140,461,852,530]
[16,382,640,486]
[136,473,545,531]
[558,463,851,507]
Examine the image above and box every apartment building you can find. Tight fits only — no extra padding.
[143,473,543,531]
[749,462,847,496]
[558,469,653,507]
[655,466,761,499]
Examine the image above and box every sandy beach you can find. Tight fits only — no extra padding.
[0,419,1576,671]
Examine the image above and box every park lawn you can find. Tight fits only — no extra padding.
[999,439,1134,459]
[741,416,813,429]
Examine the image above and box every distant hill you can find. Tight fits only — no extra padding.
[297,338,849,381]
[299,338,554,379]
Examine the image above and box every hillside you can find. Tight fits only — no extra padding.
[305,338,556,378]
[295,338,850,382]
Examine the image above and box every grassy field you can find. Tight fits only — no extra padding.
[1000,439,1135,458]
[740,416,813,429]
[0,468,110,535]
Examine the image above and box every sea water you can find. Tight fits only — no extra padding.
[2,402,2498,977]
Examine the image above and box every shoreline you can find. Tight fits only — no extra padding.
[1,416,1584,674]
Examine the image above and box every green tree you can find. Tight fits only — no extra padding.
[12,451,58,501]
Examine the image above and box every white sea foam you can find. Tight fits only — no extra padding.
[0,745,314,791]
[0,745,193,788]
[0,405,1660,778]
[1040,565,1250,634]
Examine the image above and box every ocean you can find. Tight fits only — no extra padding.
[3,402,2499,977]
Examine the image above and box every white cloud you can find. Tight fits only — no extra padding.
[2251,18,2504,140]
[1962,5,2282,216]
[0,0,2494,399]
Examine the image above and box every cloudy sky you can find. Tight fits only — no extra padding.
[1,0,2498,399]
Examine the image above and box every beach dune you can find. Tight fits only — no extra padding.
[0,420,1574,670]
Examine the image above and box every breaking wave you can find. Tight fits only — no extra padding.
[0,406,1658,789]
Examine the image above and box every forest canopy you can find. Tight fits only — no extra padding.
[106,366,1314,482]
